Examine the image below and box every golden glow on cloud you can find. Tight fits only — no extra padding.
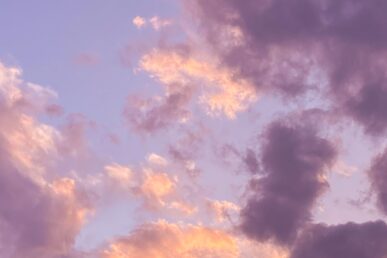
[140,171,176,208]
[132,16,146,29]
[139,49,258,119]
[102,220,239,258]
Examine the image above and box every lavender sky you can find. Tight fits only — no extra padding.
[1,0,387,257]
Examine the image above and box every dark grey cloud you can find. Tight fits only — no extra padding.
[290,221,387,258]
[240,120,337,244]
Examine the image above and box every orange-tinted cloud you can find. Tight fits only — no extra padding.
[102,220,239,258]
[0,62,92,258]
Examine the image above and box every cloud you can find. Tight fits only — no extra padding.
[186,0,387,136]
[132,16,146,29]
[138,170,177,209]
[124,91,192,133]
[368,148,387,215]
[147,153,169,167]
[104,163,133,190]
[149,16,173,31]
[0,62,91,257]
[290,221,387,258]
[332,160,357,177]
[139,48,258,119]
[0,164,90,258]
[103,161,194,213]
[240,119,337,245]
[101,220,239,258]
[124,45,258,132]
[0,62,60,184]
[58,113,94,157]
[132,16,172,30]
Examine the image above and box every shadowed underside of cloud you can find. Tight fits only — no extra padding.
[240,120,337,245]
[290,221,387,258]
[187,0,387,136]
[369,148,387,215]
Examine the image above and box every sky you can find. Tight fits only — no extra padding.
[1,0,387,257]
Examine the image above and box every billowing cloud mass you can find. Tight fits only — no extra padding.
[0,62,91,257]
[4,0,387,257]
[101,220,239,258]
[240,120,337,245]
[290,221,387,258]
[187,0,387,136]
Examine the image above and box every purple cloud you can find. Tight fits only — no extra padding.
[124,88,192,133]
[240,119,337,244]
[291,221,387,258]
[187,0,387,135]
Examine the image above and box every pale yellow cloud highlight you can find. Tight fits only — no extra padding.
[139,49,258,119]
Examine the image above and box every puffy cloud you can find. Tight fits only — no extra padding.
[139,48,257,119]
[132,16,172,30]
[132,16,146,29]
[101,220,239,258]
[124,46,258,133]
[332,160,357,177]
[0,62,91,257]
[139,170,177,209]
[240,119,337,245]
[104,162,185,212]
[0,164,90,258]
[186,0,387,136]
[104,163,133,190]
[290,221,387,258]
